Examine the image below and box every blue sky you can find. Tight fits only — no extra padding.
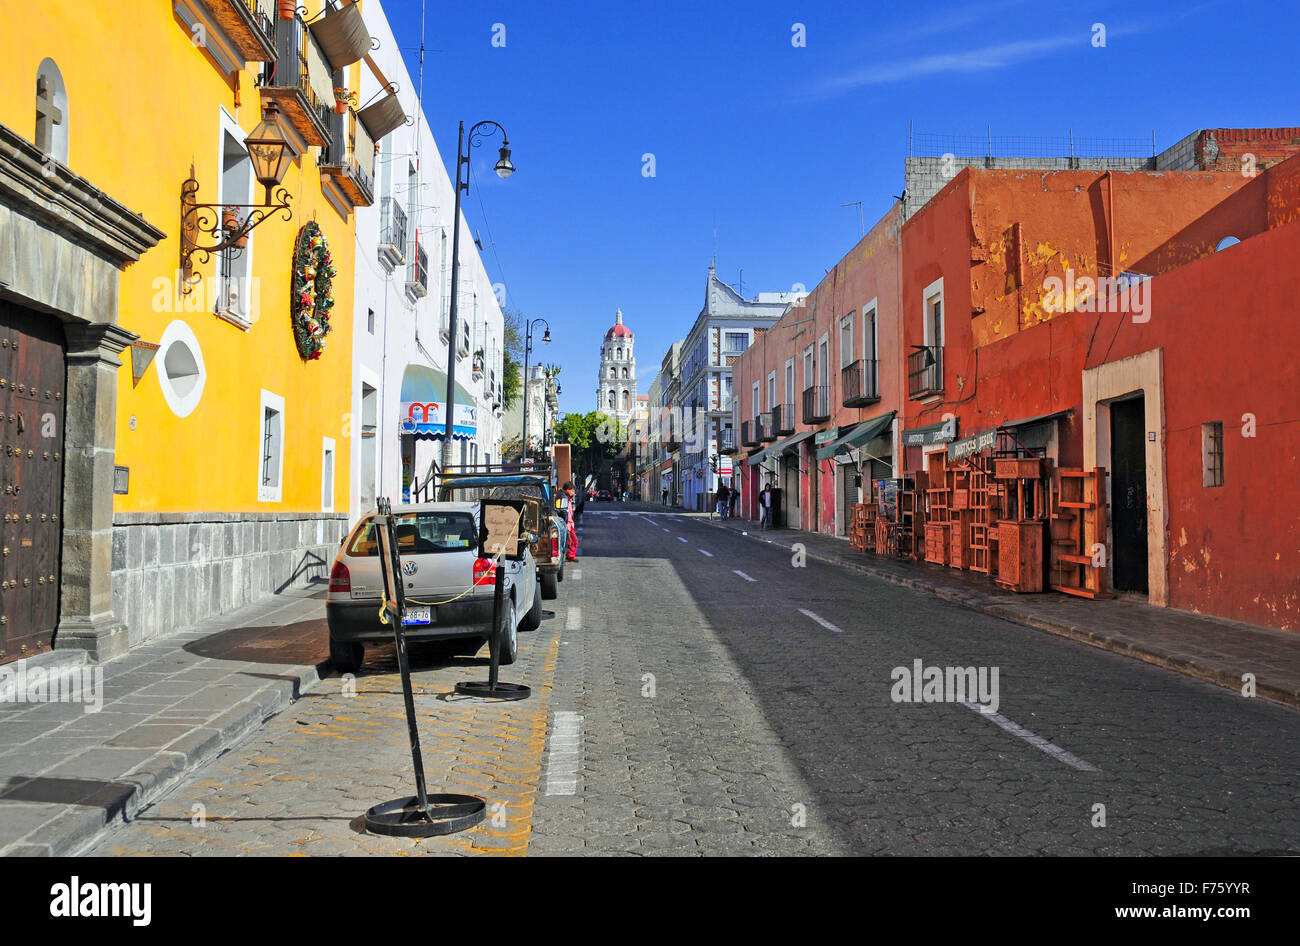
[378,0,1290,419]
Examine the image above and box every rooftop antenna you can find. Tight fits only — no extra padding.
[842,200,864,237]
[712,215,718,269]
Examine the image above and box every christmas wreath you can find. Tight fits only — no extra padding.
[290,221,336,360]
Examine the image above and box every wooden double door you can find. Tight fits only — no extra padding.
[0,301,66,663]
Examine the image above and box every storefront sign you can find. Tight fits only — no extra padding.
[399,400,477,438]
[814,427,840,445]
[902,420,958,446]
[948,428,997,460]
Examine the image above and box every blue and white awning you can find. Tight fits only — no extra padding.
[399,364,478,440]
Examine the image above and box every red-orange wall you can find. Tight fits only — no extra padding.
[901,165,1266,462]
[1089,217,1300,629]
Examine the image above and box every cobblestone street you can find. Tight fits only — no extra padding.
[87,507,1300,856]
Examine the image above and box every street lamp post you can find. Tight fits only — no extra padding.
[520,317,550,463]
[442,120,515,474]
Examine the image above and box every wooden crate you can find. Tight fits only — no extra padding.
[995,520,1044,592]
[949,516,970,569]
[994,457,1041,480]
[925,523,949,565]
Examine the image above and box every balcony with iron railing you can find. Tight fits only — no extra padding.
[378,197,407,269]
[802,385,830,424]
[321,112,375,207]
[740,420,758,447]
[758,411,776,442]
[197,0,278,64]
[259,14,333,147]
[842,359,880,407]
[719,426,737,455]
[907,346,943,399]
[774,403,794,436]
[405,239,428,299]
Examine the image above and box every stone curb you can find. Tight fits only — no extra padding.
[702,519,1300,712]
[1,658,333,857]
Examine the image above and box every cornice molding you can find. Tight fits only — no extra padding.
[0,123,165,267]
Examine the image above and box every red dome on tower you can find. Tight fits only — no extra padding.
[605,308,632,339]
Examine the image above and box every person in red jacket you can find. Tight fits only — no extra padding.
[562,481,579,561]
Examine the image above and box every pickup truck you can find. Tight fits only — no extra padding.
[437,473,567,599]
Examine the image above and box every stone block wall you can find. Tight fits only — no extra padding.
[110,512,349,648]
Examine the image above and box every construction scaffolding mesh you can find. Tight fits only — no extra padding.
[910,131,1156,160]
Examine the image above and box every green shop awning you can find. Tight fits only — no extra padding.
[747,429,815,466]
[816,411,895,461]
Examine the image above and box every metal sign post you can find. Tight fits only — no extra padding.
[363,497,486,837]
[454,498,532,701]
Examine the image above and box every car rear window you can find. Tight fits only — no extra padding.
[347,512,477,557]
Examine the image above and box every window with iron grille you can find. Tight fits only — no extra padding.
[1202,421,1224,487]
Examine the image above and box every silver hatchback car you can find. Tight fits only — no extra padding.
[326,502,541,673]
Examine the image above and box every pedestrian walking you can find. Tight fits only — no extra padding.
[729,482,740,519]
[562,481,579,561]
[662,486,669,505]
[574,483,586,527]
[715,481,729,519]
[759,483,773,529]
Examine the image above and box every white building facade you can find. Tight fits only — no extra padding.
[676,264,805,512]
[347,0,505,521]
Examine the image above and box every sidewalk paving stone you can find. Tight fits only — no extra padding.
[0,584,331,857]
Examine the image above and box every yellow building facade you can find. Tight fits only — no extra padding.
[0,0,379,660]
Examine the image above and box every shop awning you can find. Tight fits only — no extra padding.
[999,409,1073,430]
[816,411,895,461]
[398,364,478,440]
[747,429,815,466]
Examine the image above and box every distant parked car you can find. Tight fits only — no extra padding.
[326,502,540,673]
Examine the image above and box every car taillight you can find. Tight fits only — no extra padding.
[551,535,559,558]
[329,561,351,593]
[473,557,497,585]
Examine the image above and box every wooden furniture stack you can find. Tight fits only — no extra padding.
[993,457,1045,593]
[849,502,876,553]
[948,462,973,569]
[897,472,925,559]
[924,455,950,566]
[1049,467,1112,598]
[968,458,998,575]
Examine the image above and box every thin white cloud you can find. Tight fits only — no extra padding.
[818,34,1079,93]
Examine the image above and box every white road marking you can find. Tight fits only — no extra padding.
[798,608,843,633]
[698,549,713,557]
[733,570,756,582]
[662,528,671,533]
[544,711,584,795]
[566,607,581,630]
[961,702,1100,772]
[677,536,688,543]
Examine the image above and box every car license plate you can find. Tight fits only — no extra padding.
[402,607,432,626]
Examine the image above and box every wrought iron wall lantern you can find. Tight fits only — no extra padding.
[179,102,295,294]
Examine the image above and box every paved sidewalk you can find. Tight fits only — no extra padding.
[0,585,333,856]
[682,511,1300,711]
